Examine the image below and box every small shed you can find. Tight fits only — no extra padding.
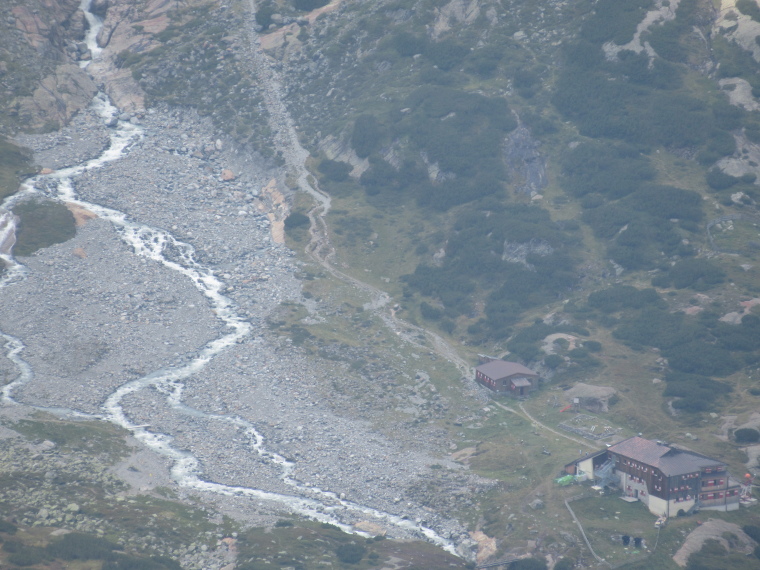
[475,360,538,397]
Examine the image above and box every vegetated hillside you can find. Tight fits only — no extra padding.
[8,0,760,566]
[251,0,760,419]
[113,1,275,157]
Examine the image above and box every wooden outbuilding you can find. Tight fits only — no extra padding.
[474,360,538,397]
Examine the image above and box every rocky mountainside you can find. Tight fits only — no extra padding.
[6,0,760,568]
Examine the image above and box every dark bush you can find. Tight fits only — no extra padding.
[466,46,504,77]
[584,340,602,352]
[360,157,398,194]
[390,32,427,57]
[569,347,589,359]
[321,523,340,530]
[335,543,366,564]
[665,340,739,377]
[743,524,760,543]
[2,540,21,552]
[426,39,468,71]
[663,372,732,412]
[553,5,736,158]
[514,68,541,98]
[646,0,698,62]
[13,199,76,256]
[255,4,275,28]
[150,556,182,570]
[0,520,17,534]
[521,110,558,135]
[714,315,760,352]
[292,0,329,10]
[561,142,655,199]
[103,554,181,569]
[8,547,45,567]
[669,259,726,290]
[544,354,564,369]
[351,115,384,158]
[626,185,703,222]
[738,0,760,22]
[554,558,575,570]
[614,307,698,349]
[318,159,351,182]
[508,557,548,570]
[580,0,654,44]
[284,212,309,230]
[420,301,443,320]
[46,533,116,560]
[588,285,663,313]
[706,168,741,190]
[735,428,760,443]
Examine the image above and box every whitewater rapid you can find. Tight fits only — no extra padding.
[0,0,461,556]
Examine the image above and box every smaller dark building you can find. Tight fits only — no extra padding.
[475,360,538,397]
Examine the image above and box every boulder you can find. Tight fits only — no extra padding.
[16,64,97,130]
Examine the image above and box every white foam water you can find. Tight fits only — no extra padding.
[0,0,462,555]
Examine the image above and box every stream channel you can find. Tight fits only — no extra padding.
[0,0,462,557]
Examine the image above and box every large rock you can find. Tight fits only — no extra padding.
[564,383,618,413]
[673,519,757,567]
[16,64,98,130]
[12,0,83,51]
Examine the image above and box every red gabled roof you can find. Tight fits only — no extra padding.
[475,360,537,380]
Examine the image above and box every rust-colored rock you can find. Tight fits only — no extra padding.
[66,203,98,227]
[221,169,236,181]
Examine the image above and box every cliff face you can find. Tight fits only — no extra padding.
[87,0,177,111]
[11,0,83,54]
[4,0,96,131]
[14,63,98,131]
[3,0,178,130]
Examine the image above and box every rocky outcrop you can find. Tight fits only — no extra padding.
[12,0,84,53]
[16,64,98,130]
[504,124,546,197]
[5,0,93,130]
[11,0,181,120]
[563,383,618,414]
[87,0,177,111]
[318,134,369,177]
[431,0,482,39]
[673,519,757,567]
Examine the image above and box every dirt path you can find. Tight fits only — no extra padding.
[244,1,474,382]
[488,401,600,451]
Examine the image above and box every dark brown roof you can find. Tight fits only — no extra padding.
[608,437,670,465]
[475,360,537,380]
[608,436,725,477]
